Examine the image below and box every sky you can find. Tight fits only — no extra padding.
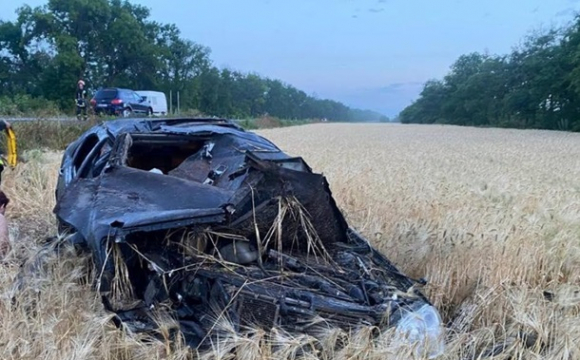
[3,0,580,117]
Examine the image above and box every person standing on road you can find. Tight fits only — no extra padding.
[75,79,88,121]
[0,190,11,260]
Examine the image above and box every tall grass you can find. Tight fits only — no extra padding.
[6,120,97,152]
[5,116,310,153]
[0,123,578,359]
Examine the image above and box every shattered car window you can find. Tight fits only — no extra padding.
[50,117,445,357]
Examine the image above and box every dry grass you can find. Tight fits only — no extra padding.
[1,123,579,359]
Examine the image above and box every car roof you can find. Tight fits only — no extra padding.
[97,88,132,92]
[90,117,249,137]
[64,116,279,159]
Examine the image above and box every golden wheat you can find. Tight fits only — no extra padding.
[0,123,579,359]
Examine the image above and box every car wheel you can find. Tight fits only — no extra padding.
[122,108,132,118]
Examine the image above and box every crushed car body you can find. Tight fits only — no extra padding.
[52,117,445,357]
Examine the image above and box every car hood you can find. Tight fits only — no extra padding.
[54,166,231,255]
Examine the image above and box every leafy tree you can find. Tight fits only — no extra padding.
[399,15,580,132]
[0,0,386,121]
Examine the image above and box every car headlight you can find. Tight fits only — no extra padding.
[393,304,445,359]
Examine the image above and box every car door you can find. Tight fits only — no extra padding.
[130,91,147,113]
[118,90,135,111]
[57,133,106,200]
[119,90,134,110]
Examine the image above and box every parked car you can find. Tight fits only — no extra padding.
[135,90,168,116]
[90,88,153,117]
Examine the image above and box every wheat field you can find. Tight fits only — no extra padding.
[0,123,579,359]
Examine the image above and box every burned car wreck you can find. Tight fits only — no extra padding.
[52,117,444,357]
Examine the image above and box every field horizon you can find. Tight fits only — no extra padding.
[0,122,579,359]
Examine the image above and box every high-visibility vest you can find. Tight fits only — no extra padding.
[5,128,16,168]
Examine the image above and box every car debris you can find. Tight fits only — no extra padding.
[49,117,445,357]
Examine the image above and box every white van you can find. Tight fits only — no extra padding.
[135,91,168,116]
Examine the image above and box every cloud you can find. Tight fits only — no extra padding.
[368,8,385,13]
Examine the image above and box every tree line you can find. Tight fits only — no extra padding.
[399,14,580,131]
[0,0,388,122]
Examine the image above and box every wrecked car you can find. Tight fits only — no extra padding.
[52,117,445,357]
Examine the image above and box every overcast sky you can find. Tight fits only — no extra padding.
[4,0,580,117]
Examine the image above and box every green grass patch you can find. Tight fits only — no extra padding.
[0,95,62,117]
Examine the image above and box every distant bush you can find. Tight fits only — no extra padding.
[237,119,259,130]
[238,115,312,130]
[174,109,206,117]
[254,115,284,129]
[0,95,62,117]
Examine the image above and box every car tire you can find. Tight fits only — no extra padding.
[122,108,133,118]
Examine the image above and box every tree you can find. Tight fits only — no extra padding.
[399,16,580,132]
[0,0,386,121]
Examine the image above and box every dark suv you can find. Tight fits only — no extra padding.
[90,88,152,117]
